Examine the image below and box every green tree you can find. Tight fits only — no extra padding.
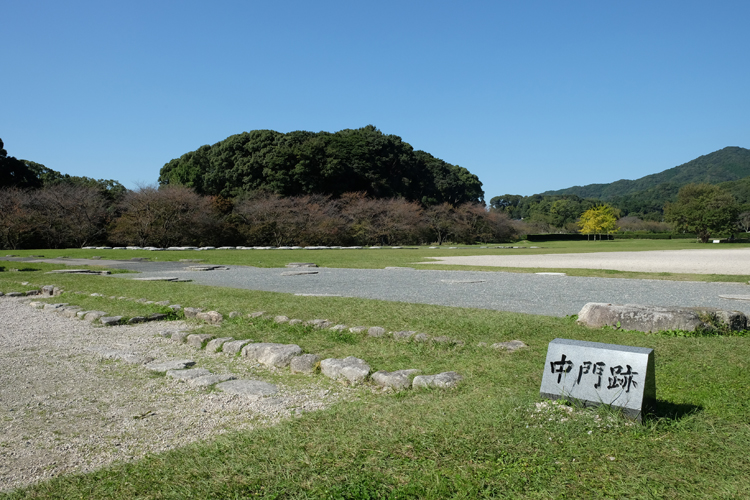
[664,183,739,243]
[578,205,619,240]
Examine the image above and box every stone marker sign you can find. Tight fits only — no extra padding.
[540,338,655,421]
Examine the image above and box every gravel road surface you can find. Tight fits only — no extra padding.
[109,265,750,317]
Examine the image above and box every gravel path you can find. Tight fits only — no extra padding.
[418,248,750,275]
[0,298,340,493]
[110,266,750,317]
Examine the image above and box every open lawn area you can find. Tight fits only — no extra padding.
[1,260,749,498]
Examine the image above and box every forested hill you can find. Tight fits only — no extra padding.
[541,146,750,200]
[158,125,484,205]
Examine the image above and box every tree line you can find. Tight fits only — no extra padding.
[0,185,515,250]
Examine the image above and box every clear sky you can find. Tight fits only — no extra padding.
[2,0,748,199]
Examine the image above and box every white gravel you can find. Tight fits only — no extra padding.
[0,298,341,493]
[418,248,750,275]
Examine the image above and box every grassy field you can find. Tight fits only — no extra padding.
[4,238,750,283]
[1,262,750,498]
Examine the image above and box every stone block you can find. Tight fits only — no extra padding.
[196,311,223,324]
[367,326,386,337]
[183,307,203,318]
[393,330,416,340]
[222,339,253,356]
[128,316,147,324]
[290,354,320,374]
[188,374,237,388]
[100,316,123,326]
[242,343,303,368]
[248,311,265,318]
[539,338,656,421]
[84,311,108,322]
[577,303,747,333]
[166,368,212,380]
[171,331,191,343]
[320,356,371,385]
[348,326,367,333]
[371,369,421,390]
[205,337,234,353]
[491,340,527,352]
[145,359,196,372]
[187,333,215,349]
[412,371,463,389]
[274,315,290,324]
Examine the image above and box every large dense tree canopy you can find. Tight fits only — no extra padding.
[158,126,484,205]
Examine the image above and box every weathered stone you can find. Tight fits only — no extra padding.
[131,277,179,281]
[205,337,234,353]
[290,354,320,374]
[432,335,453,344]
[154,300,171,306]
[371,369,421,390]
[216,379,278,398]
[393,330,416,340]
[84,311,108,322]
[491,340,527,352]
[145,359,196,372]
[188,374,237,387]
[286,262,318,268]
[306,319,333,329]
[242,343,303,368]
[169,304,182,312]
[367,326,387,337]
[196,311,223,324]
[25,290,38,296]
[118,354,155,365]
[413,333,430,342]
[183,307,203,318]
[329,324,348,331]
[320,356,371,385]
[577,303,747,332]
[540,338,656,421]
[288,319,303,325]
[166,368,212,380]
[274,315,290,324]
[128,316,147,324]
[229,311,241,318]
[348,326,368,333]
[29,301,45,309]
[60,306,82,318]
[412,371,463,389]
[148,313,168,321]
[281,270,318,276]
[222,339,253,356]
[248,311,265,318]
[41,285,55,297]
[171,331,191,343]
[100,316,123,326]
[186,333,215,349]
[44,303,67,311]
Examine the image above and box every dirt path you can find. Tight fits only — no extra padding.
[418,248,750,275]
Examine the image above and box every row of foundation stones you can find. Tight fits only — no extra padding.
[7,286,527,396]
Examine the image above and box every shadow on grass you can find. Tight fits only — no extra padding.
[649,399,703,421]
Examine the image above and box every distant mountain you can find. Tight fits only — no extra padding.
[541,147,750,200]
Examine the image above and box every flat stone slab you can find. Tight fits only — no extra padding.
[491,340,527,352]
[535,272,567,276]
[367,326,386,337]
[171,331,191,343]
[371,369,421,390]
[393,330,416,340]
[188,374,237,387]
[413,371,463,389]
[100,316,123,326]
[196,311,223,324]
[320,356,371,385]
[131,277,179,281]
[281,270,319,276]
[440,279,487,284]
[183,307,203,318]
[719,294,750,301]
[242,343,303,368]
[186,333,215,348]
[577,302,747,332]
[290,354,320,374]
[205,337,234,353]
[84,311,108,322]
[286,263,318,268]
[540,338,656,421]
[145,359,196,372]
[166,368,212,380]
[222,339,253,356]
[216,379,278,397]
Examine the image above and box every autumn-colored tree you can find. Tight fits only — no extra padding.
[578,205,619,240]
[29,185,109,248]
[110,185,217,247]
[0,188,37,249]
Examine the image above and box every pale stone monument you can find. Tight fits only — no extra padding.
[540,338,655,421]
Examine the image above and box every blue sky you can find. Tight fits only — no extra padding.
[2,0,748,199]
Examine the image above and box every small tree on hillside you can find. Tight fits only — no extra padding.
[578,205,619,240]
[664,183,739,243]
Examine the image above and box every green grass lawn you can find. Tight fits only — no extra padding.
[2,264,750,498]
[5,238,750,283]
